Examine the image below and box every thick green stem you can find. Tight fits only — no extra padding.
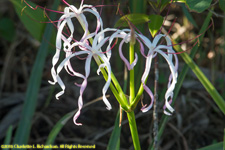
[129,43,135,103]
[127,40,141,149]
[93,56,129,111]
[127,111,141,150]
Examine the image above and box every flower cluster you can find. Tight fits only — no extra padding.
[49,1,178,125]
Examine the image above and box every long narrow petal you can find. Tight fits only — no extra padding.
[49,19,68,84]
[73,54,93,125]
[54,51,89,99]
[141,53,154,112]
[119,36,138,70]
[83,8,104,34]
[73,78,87,126]
[98,53,112,110]
[156,50,177,115]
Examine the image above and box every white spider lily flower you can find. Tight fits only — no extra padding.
[140,34,178,115]
[93,28,142,70]
[49,35,112,125]
[49,1,104,86]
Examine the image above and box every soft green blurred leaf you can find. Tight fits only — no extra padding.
[0,18,15,42]
[224,129,225,150]
[10,0,47,41]
[219,0,225,11]
[197,142,223,150]
[148,14,163,37]
[114,13,150,27]
[44,111,74,150]
[3,126,13,150]
[181,3,198,28]
[12,1,60,148]
[186,0,212,13]
[107,111,122,150]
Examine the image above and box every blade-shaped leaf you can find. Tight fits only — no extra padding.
[0,18,15,42]
[197,142,223,150]
[186,0,212,13]
[219,0,225,11]
[3,125,13,150]
[10,0,47,41]
[148,14,163,37]
[114,13,150,28]
[12,0,60,148]
[107,111,122,150]
[181,3,198,28]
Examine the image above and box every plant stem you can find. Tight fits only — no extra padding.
[153,55,159,150]
[94,56,129,111]
[127,37,141,150]
[129,43,135,103]
[127,111,141,150]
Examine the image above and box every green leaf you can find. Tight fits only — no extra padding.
[3,126,13,150]
[0,18,15,42]
[224,129,225,150]
[10,0,47,41]
[186,0,212,13]
[45,111,74,150]
[148,14,163,37]
[114,13,150,28]
[219,0,225,11]
[107,111,122,150]
[12,1,60,148]
[181,3,198,28]
[197,142,223,150]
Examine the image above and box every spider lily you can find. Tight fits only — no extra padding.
[94,28,142,70]
[140,34,178,115]
[49,0,104,86]
[48,1,111,125]
[49,35,114,125]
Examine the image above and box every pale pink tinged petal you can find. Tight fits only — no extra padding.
[54,51,89,98]
[84,54,93,78]
[141,54,154,112]
[119,36,138,70]
[152,34,164,47]
[163,98,172,110]
[156,50,177,114]
[80,0,84,7]
[141,84,154,112]
[130,53,138,70]
[137,33,154,57]
[78,14,89,42]
[83,8,104,33]
[73,78,87,126]
[98,28,121,59]
[55,75,66,99]
[163,110,172,116]
[65,60,85,79]
[68,5,79,15]
[73,54,92,125]
[65,18,74,42]
[93,28,115,49]
[98,54,112,110]
[64,44,86,79]
[75,83,82,87]
[49,19,68,85]
[137,39,146,58]
[97,63,106,75]
[141,53,153,83]
[48,48,61,85]
[155,45,174,52]
[95,37,109,51]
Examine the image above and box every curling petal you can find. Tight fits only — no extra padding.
[99,54,112,110]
